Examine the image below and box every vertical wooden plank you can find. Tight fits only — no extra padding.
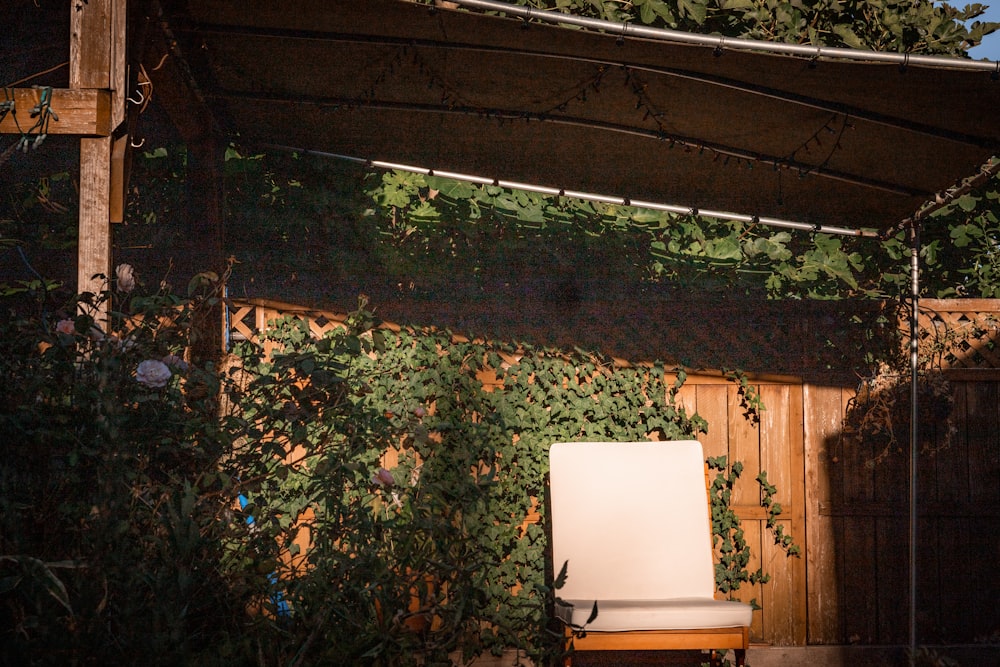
[936,382,970,506]
[696,383,730,462]
[760,385,792,512]
[761,518,798,645]
[961,381,1000,643]
[109,133,128,223]
[934,382,970,643]
[759,383,807,646]
[785,382,808,646]
[77,136,113,302]
[803,384,846,644]
[110,0,126,129]
[867,377,909,645]
[875,514,909,644]
[841,516,877,644]
[673,382,698,427]
[934,516,972,643]
[729,383,761,508]
[733,519,764,642]
[967,381,1000,506]
[759,383,790,646]
[839,380,879,644]
[968,514,1000,644]
[70,0,121,315]
[70,0,112,90]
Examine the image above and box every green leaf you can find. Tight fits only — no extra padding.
[956,194,979,212]
[832,24,866,49]
[553,560,569,589]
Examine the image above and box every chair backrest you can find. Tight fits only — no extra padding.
[549,440,715,601]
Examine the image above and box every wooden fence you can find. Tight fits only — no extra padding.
[225,297,1000,647]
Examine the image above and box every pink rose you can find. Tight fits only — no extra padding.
[136,359,172,388]
[372,467,395,488]
[56,319,75,335]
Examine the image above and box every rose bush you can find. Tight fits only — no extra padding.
[136,358,172,387]
[0,275,245,667]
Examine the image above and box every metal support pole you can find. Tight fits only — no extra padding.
[908,223,920,661]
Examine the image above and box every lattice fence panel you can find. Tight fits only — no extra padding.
[916,299,1000,372]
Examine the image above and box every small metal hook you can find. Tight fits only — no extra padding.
[714,37,726,57]
[130,136,145,148]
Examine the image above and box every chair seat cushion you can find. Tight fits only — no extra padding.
[555,597,753,632]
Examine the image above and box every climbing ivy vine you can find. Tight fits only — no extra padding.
[224,304,799,664]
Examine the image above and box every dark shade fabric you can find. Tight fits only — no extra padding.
[161,0,1000,229]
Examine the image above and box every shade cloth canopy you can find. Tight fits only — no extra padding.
[159,0,1000,232]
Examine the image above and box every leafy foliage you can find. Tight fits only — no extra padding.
[707,456,800,607]
[489,0,998,54]
[1,272,796,664]
[224,308,713,663]
[0,277,241,666]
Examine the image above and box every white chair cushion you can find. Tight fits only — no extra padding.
[549,441,717,601]
[549,441,753,634]
[555,597,753,632]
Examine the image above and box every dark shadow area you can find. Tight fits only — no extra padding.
[823,367,1000,646]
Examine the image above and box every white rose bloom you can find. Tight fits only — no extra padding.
[115,263,136,293]
[136,359,172,388]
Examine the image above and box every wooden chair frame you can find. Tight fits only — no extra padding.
[564,625,748,666]
[551,441,751,667]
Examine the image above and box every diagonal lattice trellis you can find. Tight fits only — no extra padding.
[916,299,1000,373]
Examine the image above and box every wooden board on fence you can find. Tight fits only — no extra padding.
[759,383,807,645]
[875,515,908,643]
[761,518,798,645]
[694,383,730,462]
[739,519,765,642]
[840,516,878,644]
[728,383,761,510]
[802,384,849,645]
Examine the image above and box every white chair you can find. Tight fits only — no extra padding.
[549,440,752,666]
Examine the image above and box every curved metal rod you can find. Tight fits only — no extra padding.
[451,0,1000,71]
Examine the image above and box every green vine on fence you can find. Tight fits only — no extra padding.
[723,367,766,424]
[707,456,767,605]
[708,456,802,608]
[757,471,801,556]
[1,275,800,665]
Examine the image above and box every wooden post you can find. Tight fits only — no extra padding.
[69,0,125,318]
[142,19,228,357]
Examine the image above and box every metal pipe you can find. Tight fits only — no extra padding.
[908,223,921,662]
[449,0,1000,72]
[265,144,881,238]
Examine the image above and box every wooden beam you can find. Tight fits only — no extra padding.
[70,0,125,312]
[0,88,111,136]
[78,136,114,298]
[109,132,128,223]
